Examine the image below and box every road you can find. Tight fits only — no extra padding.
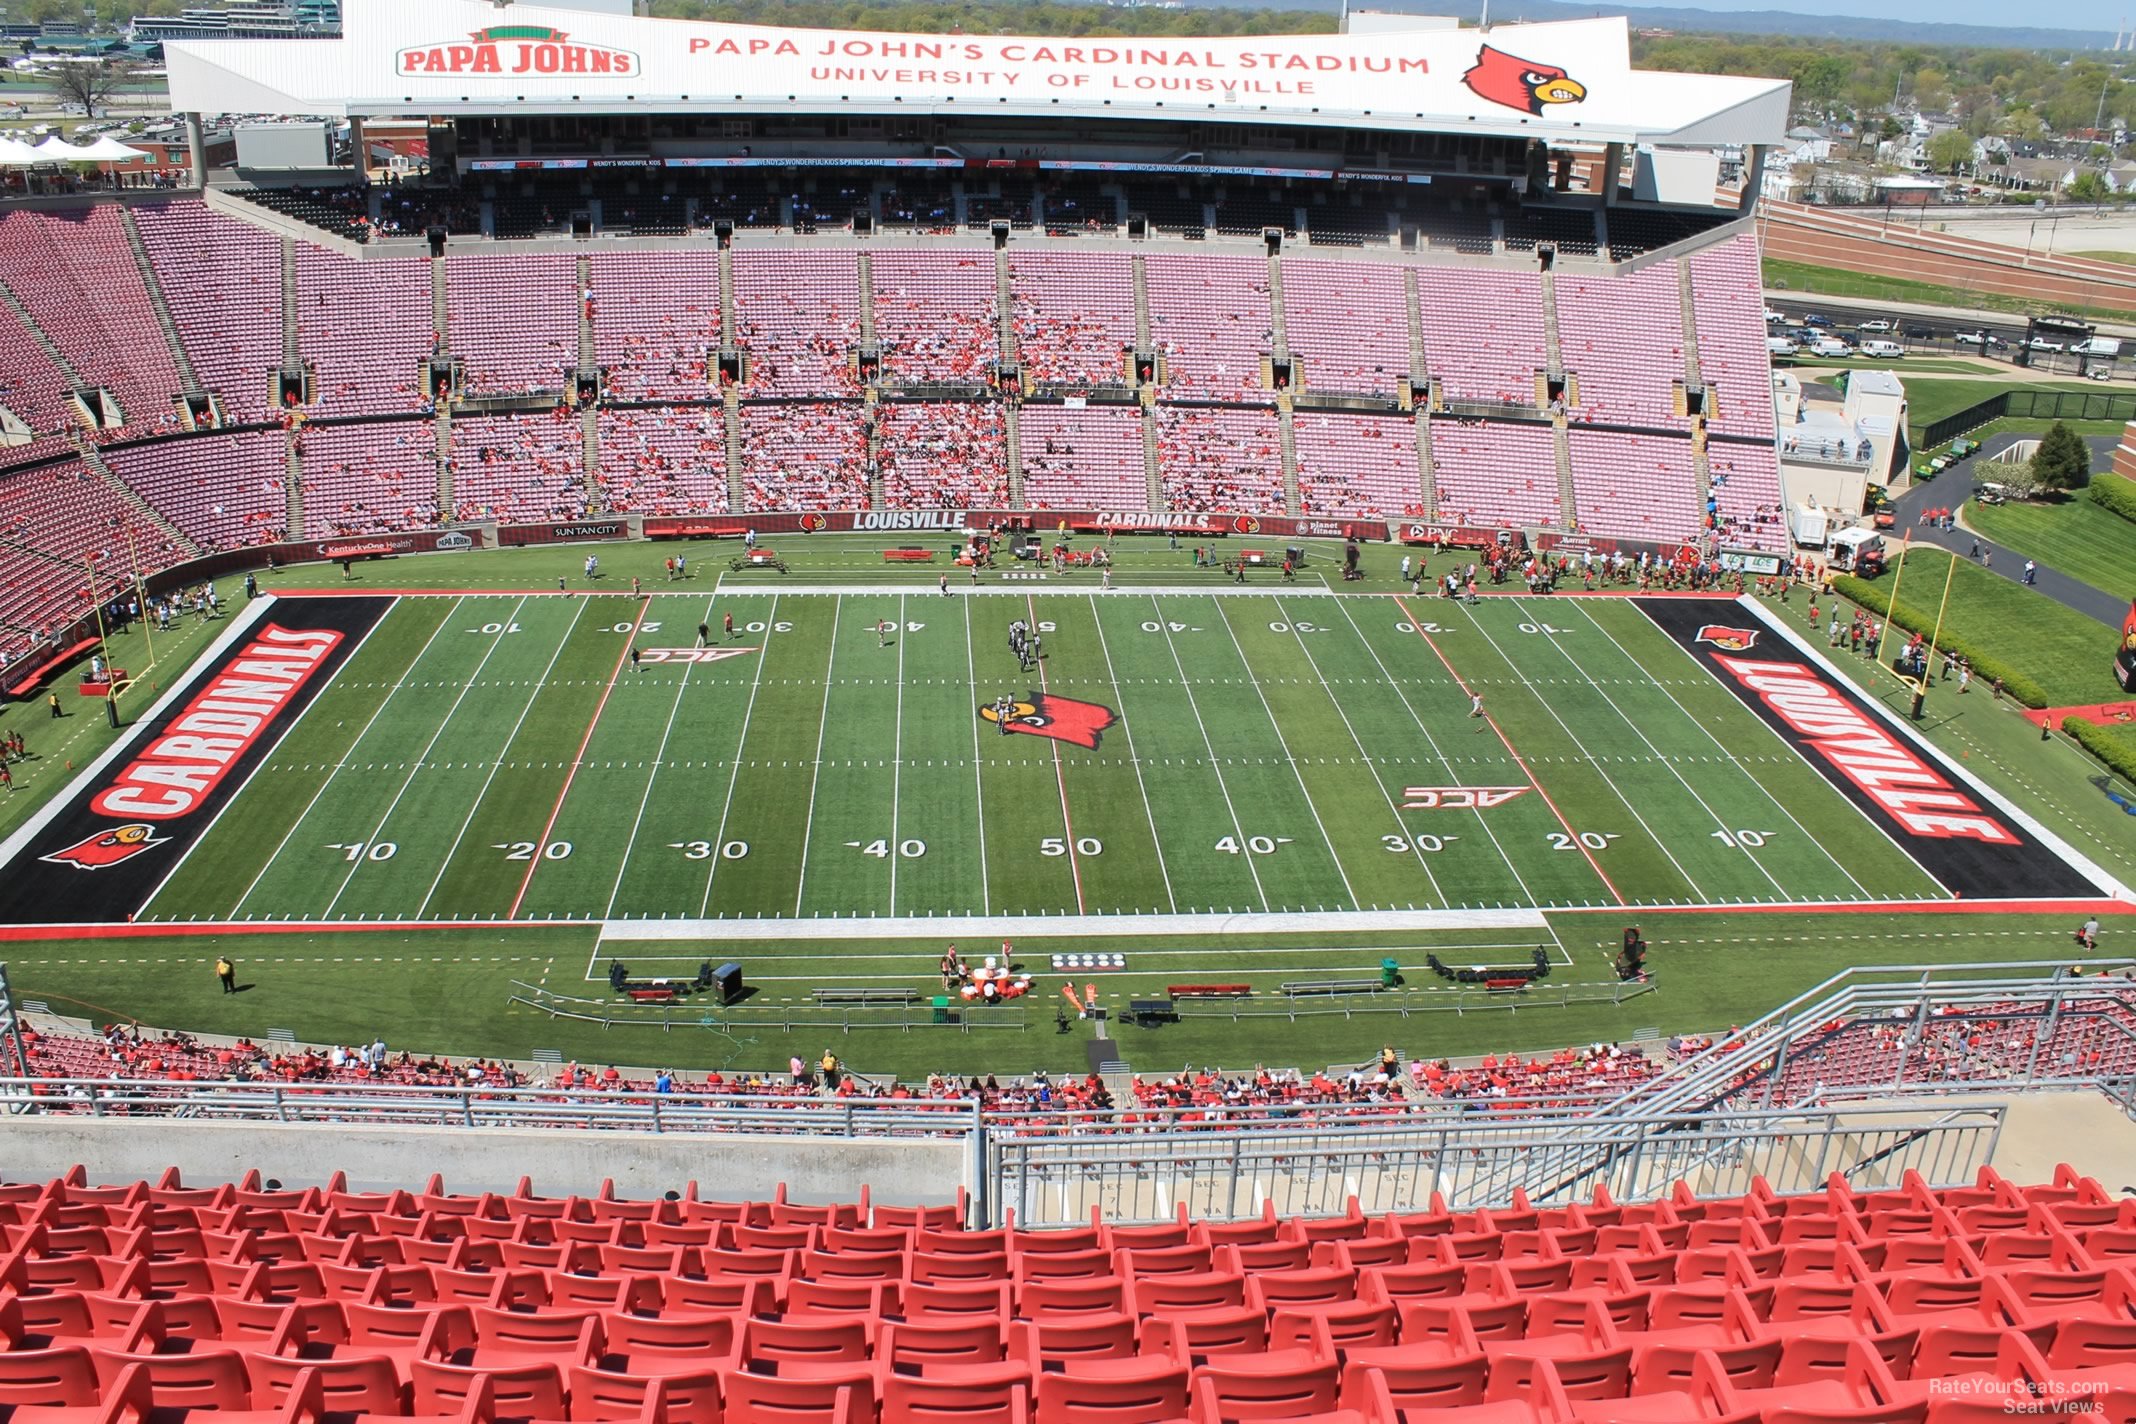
[1762,295,2132,382]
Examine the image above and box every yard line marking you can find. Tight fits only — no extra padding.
[1274,595,1448,907]
[1331,597,1536,907]
[1455,601,1691,899]
[791,597,843,917]
[1514,598,1789,903]
[699,595,781,917]
[414,597,590,919]
[1570,602,1873,900]
[1027,592,1086,916]
[1151,596,1267,913]
[321,596,534,920]
[603,596,718,919]
[962,597,990,917]
[890,593,906,917]
[509,597,648,918]
[218,597,454,919]
[1210,600,1359,911]
[1392,595,1625,905]
[1086,594,1175,915]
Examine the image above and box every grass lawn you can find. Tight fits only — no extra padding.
[1966,492,2136,601]
[1780,358,2007,378]
[1858,545,2131,706]
[1901,377,2118,434]
[1764,258,2136,326]
[1914,416,2132,468]
[2075,251,2136,265]
[0,912,2110,1080]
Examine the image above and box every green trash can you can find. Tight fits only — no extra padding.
[931,995,951,1024]
[1380,957,1401,988]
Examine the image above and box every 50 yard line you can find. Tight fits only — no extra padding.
[1026,592,1086,915]
[1087,594,1175,914]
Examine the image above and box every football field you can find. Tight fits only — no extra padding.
[54,583,2031,931]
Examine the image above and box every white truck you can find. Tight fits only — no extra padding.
[2072,337,2122,358]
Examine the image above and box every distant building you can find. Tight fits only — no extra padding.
[129,2,339,42]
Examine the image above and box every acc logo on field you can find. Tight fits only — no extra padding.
[799,513,829,533]
[640,647,759,664]
[979,694,1117,750]
[41,822,169,871]
[1695,625,1760,651]
[1401,786,1529,810]
[1231,515,1262,535]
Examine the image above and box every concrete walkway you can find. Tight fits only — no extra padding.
[1887,469,2127,630]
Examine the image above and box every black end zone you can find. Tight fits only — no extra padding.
[0,597,392,925]
[1638,596,2102,901]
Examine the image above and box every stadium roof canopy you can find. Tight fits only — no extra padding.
[165,0,1792,146]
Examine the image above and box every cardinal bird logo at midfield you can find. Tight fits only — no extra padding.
[979,694,1117,750]
[1461,45,1589,116]
[40,822,169,871]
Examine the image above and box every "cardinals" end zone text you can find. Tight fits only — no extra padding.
[89,625,345,821]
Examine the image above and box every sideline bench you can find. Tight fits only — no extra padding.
[1485,978,1532,992]
[1167,984,1250,999]
[882,549,935,562]
[1280,979,1385,998]
[625,987,678,1003]
[1128,999,1180,1026]
[813,987,923,1007]
[7,637,99,699]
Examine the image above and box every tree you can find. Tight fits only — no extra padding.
[2029,421,2091,493]
[1927,130,1976,173]
[2067,170,2111,203]
[47,60,126,118]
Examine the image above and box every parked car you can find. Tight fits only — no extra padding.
[1955,331,2009,349]
[1903,325,1937,339]
[1809,337,1855,358]
[1860,340,1905,359]
[1857,319,1894,332]
[2026,337,2064,353]
[1803,314,1834,328]
[1763,306,1785,323]
[1766,336,1800,356]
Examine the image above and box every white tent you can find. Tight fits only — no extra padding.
[32,136,98,160]
[74,136,148,161]
[0,137,45,166]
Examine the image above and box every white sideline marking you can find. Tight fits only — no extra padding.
[597,907,1553,941]
[714,584,1354,598]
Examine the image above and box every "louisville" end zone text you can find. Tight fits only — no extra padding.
[1710,654,2017,844]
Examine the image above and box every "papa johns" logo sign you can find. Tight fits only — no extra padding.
[398,26,638,77]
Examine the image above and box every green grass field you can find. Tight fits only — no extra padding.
[0,536,2126,1081]
[127,586,1936,924]
[1966,493,2136,602]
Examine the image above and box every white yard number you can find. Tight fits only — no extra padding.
[1712,829,1774,848]
[500,841,573,861]
[1037,622,1056,632]
[675,840,749,861]
[1271,621,1321,634]
[1382,835,1451,853]
[742,621,793,633]
[329,842,396,862]
[1140,621,1190,633]
[1517,623,1570,635]
[1394,622,1444,634]
[609,621,662,634]
[855,839,926,858]
[1216,835,1291,855]
[471,622,521,635]
[1040,837,1104,857]
[1547,832,1618,851]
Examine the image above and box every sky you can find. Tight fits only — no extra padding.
[1615,0,2116,34]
